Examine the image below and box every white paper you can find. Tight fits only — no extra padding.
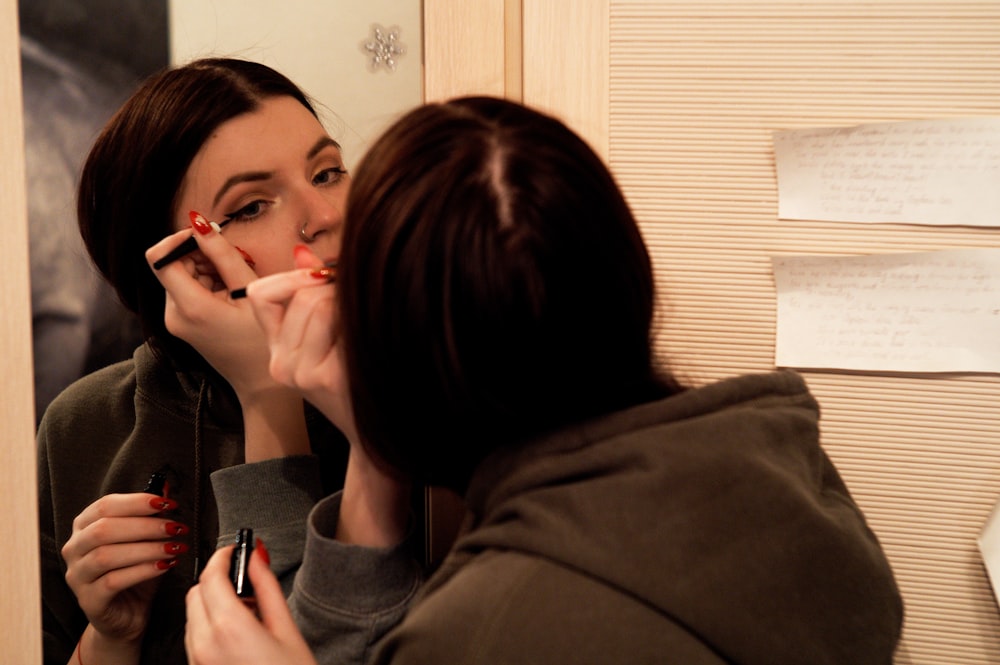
[773,118,1000,226]
[771,249,1000,373]
[979,499,1000,601]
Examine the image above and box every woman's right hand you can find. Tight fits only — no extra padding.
[61,492,188,644]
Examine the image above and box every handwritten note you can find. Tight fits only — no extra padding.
[773,118,1000,226]
[771,248,1000,373]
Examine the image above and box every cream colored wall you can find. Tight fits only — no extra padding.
[170,0,424,168]
[0,0,43,660]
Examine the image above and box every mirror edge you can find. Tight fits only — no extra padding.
[1,0,43,660]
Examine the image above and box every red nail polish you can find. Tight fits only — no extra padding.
[156,558,179,570]
[149,497,178,512]
[309,267,335,281]
[164,542,189,555]
[234,246,256,269]
[165,522,189,536]
[255,538,270,566]
[189,210,213,235]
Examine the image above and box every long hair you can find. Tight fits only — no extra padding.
[340,96,683,490]
[77,57,317,366]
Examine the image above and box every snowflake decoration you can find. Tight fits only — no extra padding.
[362,24,405,72]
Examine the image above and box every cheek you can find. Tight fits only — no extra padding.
[232,238,298,277]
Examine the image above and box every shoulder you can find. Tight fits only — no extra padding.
[39,358,137,434]
[375,551,723,665]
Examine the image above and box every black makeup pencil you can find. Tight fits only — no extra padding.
[152,212,235,270]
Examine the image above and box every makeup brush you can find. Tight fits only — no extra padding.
[152,211,236,270]
[229,260,338,300]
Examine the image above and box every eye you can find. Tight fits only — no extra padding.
[313,166,348,187]
[225,199,270,222]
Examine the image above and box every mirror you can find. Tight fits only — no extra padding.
[23,0,424,424]
[4,0,498,656]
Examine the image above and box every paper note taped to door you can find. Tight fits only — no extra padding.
[773,118,1000,227]
[771,248,1000,373]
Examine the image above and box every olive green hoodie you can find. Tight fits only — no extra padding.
[362,370,902,664]
[38,343,347,665]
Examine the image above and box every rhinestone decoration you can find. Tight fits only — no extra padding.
[362,24,405,72]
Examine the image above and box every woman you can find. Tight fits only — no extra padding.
[186,97,903,664]
[38,58,351,665]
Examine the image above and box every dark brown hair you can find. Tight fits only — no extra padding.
[340,96,683,490]
[77,57,317,366]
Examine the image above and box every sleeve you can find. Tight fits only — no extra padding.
[210,455,326,594]
[289,493,424,665]
[37,419,88,665]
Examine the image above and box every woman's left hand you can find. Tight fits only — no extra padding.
[185,542,317,665]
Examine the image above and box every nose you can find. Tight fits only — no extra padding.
[299,186,345,244]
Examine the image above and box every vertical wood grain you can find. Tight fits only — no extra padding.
[1,0,42,661]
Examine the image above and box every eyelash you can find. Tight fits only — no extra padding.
[224,166,348,222]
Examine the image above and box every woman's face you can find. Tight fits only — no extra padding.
[175,95,348,275]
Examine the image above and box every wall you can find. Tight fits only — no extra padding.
[170,0,423,170]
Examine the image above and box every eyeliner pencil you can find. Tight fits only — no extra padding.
[152,215,235,270]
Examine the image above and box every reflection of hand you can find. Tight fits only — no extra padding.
[185,543,317,665]
[243,246,354,439]
[145,226,273,400]
[62,492,187,646]
[146,227,312,462]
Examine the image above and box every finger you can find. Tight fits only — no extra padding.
[74,513,187,548]
[183,211,258,291]
[72,493,181,532]
[197,546,253,624]
[243,269,332,340]
[70,539,188,585]
[246,541,293,635]
[145,227,198,271]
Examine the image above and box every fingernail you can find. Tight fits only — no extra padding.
[156,558,179,570]
[149,497,178,512]
[164,542,189,555]
[165,522,189,536]
[309,267,335,281]
[294,244,311,260]
[255,538,270,566]
[235,246,256,269]
[189,210,214,235]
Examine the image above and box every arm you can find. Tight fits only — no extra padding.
[145,224,311,462]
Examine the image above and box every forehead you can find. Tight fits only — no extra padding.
[197,96,326,166]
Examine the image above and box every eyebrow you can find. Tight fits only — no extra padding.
[211,136,343,207]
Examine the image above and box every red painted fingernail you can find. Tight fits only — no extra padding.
[189,210,213,235]
[149,497,178,512]
[294,244,311,260]
[164,542,189,555]
[234,246,256,269]
[165,522,189,536]
[309,267,335,281]
[156,558,179,570]
[255,538,270,566]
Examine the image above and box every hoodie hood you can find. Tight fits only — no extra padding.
[448,370,902,665]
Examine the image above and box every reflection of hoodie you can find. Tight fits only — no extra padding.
[369,370,902,664]
[38,343,348,665]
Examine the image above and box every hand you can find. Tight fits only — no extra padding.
[146,226,312,461]
[185,543,318,665]
[245,248,411,547]
[62,492,188,644]
[243,246,354,439]
[145,226,273,400]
